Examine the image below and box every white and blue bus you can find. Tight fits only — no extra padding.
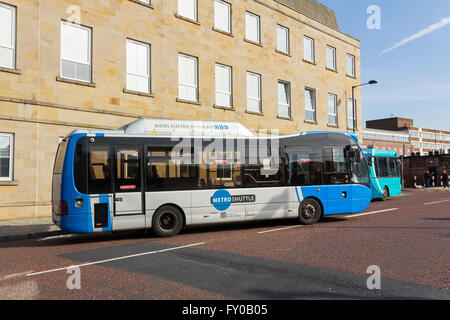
[52,119,372,237]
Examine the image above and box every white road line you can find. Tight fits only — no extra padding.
[257,225,302,234]
[26,242,205,277]
[0,271,34,282]
[424,199,450,206]
[345,208,399,218]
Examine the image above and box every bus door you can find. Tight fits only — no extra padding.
[323,146,353,215]
[349,146,371,213]
[112,146,145,230]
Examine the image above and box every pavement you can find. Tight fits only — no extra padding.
[0,187,448,243]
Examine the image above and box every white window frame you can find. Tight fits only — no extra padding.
[276,25,289,54]
[178,0,198,22]
[214,0,231,34]
[215,63,232,108]
[347,53,355,77]
[347,98,356,129]
[246,71,261,113]
[126,38,151,94]
[303,36,315,63]
[245,11,260,44]
[328,93,338,126]
[305,88,316,122]
[0,3,16,69]
[60,21,92,83]
[278,80,291,118]
[178,53,198,102]
[326,45,336,70]
[0,133,13,181]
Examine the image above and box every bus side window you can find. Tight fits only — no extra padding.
[375,157,389,178]
[88,146,112,194]
[286,147,324,186]
[388,158,399,177]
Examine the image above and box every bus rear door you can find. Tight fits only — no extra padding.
[112,146,145,230]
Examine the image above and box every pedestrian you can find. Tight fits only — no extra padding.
[443,170,449,189]
[424,170,431,188]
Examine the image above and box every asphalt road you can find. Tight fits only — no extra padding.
[0,190,449,300]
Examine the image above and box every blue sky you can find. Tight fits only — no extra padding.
[318,0,450,130]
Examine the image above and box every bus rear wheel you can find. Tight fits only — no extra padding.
[298,198,322,225]
[382,187,389,201]
[152,205,183,237]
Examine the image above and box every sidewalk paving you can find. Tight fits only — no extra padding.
[0,187,448,242]
[0,217,63,242]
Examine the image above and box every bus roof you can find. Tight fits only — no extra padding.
[361,148,398,157]
[67,118,360,142]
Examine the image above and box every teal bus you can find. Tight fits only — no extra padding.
[362,148,402,200]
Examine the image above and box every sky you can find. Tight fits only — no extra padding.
[318,0,450,131]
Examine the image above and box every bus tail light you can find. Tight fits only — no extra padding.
[60,200,68,216]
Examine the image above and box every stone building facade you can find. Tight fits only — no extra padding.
[0,0,361,220]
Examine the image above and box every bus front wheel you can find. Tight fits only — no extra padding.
[152,205,183,237]
[298,198,322,225]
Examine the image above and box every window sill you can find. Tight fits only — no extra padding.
[277,115,292,121]
[275,49,291,57]
[0,67,21,75]
[175,13,200,26]
[346,74,357,80]
[244,38,262,47]
[56,76,96,88]
[302,59,316,66]
[347,127,358,131]
[213,104,235,111]
[176,98,201,106]
[327,123,339,128]
[304,120,318,125]
[212,27,234,37]
[326,67,337,73]
[245,110,264,116]
[0,180,18,186]
[123,89,154,98]
[129,0,154,9]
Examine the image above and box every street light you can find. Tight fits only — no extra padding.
[352,80,378,133]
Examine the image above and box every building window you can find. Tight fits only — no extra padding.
[328,93,337,125]
[246,72,261,113]
[60,21,92,83]
[276,25,289,54]
[305,88,316,122]
[0,3,16,69]
[326,46,336,70]
[0,133,13,181]
[278,80,290,118]
[178,0,197,21]
[245,12,260,44]
[178,53,198,102]
[215,63,232,108]
[126,39,150,93]
[347,53,355,77]
[214,0,231,33]
[347,98,356,129]
[304,36,315,63]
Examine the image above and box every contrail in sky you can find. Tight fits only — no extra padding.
[379,16,450,56]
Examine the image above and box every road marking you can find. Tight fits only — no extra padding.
[257,225,302,234]
[345,208,399,218]
[0,271,34,282]
[26,242,205,277]
[424,199,450,206]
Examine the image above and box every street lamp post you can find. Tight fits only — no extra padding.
[351,80,378,133]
